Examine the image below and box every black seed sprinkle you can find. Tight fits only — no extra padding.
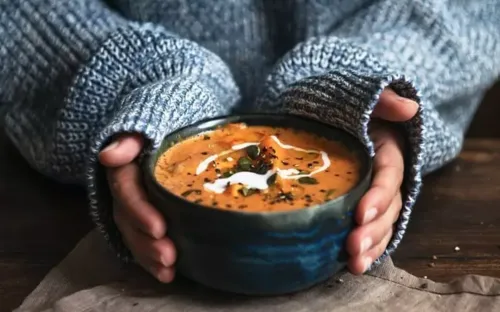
[215,168,221,174]
[204,178,211,183]
[187,184,193,187]
[238,205,248,209]
[203,135,210,140]
[201,152,208,155]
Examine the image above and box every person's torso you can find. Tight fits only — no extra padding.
[108,0,367,101]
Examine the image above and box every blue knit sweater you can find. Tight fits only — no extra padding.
[1,0,499,263]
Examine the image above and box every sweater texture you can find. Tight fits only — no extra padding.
[1,0,499,263]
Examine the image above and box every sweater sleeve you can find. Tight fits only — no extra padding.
[255,1,500,263]
[0,1,240,261]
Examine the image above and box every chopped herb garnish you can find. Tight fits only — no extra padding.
[298,177,318,185]
[325,189,336,200]
[237,156,253,171]
[245,145,260,159]
[298,170,310,175]
[239,187,258,197]
[222,171,234,178]
[255,162,271,174]
[181,189,202,197]
[267,173,277,186]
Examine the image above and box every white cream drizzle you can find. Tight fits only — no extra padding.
[195,135,331,194]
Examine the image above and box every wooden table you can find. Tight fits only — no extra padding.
[1,135,500,311]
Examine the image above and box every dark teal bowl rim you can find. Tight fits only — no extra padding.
[143,113,372,218]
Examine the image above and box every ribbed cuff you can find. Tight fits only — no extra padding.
[271,71,424,263]
[87,77,238,262]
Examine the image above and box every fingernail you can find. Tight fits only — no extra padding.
[360,237,373,254]
[101,140,119,153]
[161,255,171,267]
[403,98,419,109]
[363,208,378,224]
[363,257,373,272]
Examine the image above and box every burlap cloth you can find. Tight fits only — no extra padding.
[14,230,500,312]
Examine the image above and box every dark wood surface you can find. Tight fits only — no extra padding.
[1,92,500,311]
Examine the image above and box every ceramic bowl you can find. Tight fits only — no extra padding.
[143,114,372,295]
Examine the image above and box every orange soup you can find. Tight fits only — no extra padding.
[154,123,361,212]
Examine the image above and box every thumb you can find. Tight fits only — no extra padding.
[372,88,419,122]
[99,134,144,167]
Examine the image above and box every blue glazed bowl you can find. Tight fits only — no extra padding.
[143,114,372,295]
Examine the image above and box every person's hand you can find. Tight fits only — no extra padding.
[99,134,176,283]
[346,89,419,274]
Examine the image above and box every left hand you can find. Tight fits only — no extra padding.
[346,88,419,274]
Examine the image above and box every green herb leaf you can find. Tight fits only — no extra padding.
[181,189,202,197]
[298,170,310,175]
[222,171,234,178]
[256,162,271,174]
[325,189,336,200]
[237,156,253,171]
[298,177,318,185]
[245,145,260,160]
[238,187,258,197]
[267,173,277,186]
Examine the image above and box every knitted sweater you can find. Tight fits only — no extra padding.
[1,0,499,263]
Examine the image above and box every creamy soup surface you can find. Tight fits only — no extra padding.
[154,123,361,212]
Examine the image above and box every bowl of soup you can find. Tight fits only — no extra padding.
[142,114,372,295]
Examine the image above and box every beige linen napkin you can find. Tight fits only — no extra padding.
[14,230,500,312]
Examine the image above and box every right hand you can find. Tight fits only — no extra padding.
[99,134,177,283]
